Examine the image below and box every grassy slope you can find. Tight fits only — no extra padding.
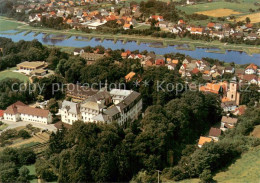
[175,146,260,183]
[214,146,260,182]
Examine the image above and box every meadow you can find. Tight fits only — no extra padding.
[171,146,260,183]
[0,17,24,32]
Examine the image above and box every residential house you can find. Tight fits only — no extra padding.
[190,27,204,35]
[225,66,235,74]
[221,101,237,112]
[208,127,221,141]
[155,59,165,66]
[74,48,85,55]
[0,110,4,120]
[168,63,176,70]
[59,101,81,125]
[80,53,104,65]
[4,101,52,124]
[221,116,238,131]
[198,136,212,148]
[150,15,164,22]
[125,71,136,82]
[245,33,258,41]
[245,63,258,74]
[241,74,258,85]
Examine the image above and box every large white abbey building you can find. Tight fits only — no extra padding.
[59,88,142,125]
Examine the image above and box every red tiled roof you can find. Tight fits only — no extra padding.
[4,101,50,118]
[155,59,165,65]
[0,110,4,117]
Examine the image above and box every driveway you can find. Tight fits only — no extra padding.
[0,120,57,135]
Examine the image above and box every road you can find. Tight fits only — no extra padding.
[0,120,57,135]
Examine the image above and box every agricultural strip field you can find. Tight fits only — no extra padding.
[196,8,241,17]
[237,12,260,23]
[177,1,256,15]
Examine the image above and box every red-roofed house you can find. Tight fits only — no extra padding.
[155,59,165,66]
[190,27,204,35]
[0,110,4,119]
[4,101,52,124]
[245,63,258,75]
[207,22,215,29]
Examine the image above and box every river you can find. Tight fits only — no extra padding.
[0,30,260,65]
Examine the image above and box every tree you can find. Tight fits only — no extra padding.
[18,149,36,165]
[35,159,57,181]
[0,162,18,182]
[18,166,30,183]
[245,17,251,24]
[18,130,31,139]
[199,169,213,183]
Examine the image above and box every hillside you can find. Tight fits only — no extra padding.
[175,145,260,183]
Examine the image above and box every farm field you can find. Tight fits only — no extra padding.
[196,8,241,17]
[177,1,256,15]
[237,12,260,23]
[0,68,29,82]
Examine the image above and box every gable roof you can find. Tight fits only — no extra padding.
[198,136,212,146]
[221,116,238,124]
[246,63,257,71]
[0,110,4,117]
[209,127,221,137]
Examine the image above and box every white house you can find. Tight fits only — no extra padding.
[60,89,142,125]
[59,101,81,125]
[245,63,258,75]
[4,101,52,124]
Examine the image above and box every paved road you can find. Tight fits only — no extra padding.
[0,120,57,135]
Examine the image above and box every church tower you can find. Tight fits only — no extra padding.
[227,77,240,105]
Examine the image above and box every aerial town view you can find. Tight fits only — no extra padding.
[0,0,259,182]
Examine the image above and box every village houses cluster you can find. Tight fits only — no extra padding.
[14,0,260,39]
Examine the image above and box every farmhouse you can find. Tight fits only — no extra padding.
[4,101,52,124]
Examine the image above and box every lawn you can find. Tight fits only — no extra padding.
[0,17,23,32]
[0,68,29,82]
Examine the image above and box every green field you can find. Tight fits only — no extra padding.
[0,17,23,32]
[0,68,29,82]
